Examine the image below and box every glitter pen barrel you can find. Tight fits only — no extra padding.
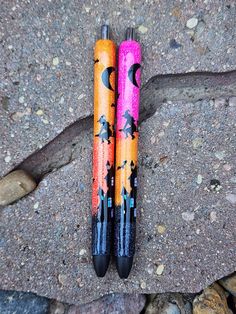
[92,25,116,277]
[114,28,141,278]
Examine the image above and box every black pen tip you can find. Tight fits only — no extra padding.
[116,256,133,279]
[93,255,110,277]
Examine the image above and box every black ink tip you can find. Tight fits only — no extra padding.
[116,256,133,279]
[101,25,109,40]
[126,27,135,40]
[93,255,110,277]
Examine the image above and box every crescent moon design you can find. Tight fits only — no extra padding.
[101,66,115,91]
[128,63,141,88]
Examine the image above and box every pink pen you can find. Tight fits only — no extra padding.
[114,28,141,278]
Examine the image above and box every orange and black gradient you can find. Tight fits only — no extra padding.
[92,25,116,277]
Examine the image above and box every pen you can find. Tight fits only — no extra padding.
[92,25,116,277]
[114,28,141,278]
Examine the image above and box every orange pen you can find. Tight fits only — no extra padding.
[92,25,116,277]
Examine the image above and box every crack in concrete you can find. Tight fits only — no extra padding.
[15,70,236,183]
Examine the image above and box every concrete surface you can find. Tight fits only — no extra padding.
[1,0,236,176]
[1,97,235,304]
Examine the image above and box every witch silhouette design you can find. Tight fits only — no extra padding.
[95,115,113,144]
[119,110,138,139]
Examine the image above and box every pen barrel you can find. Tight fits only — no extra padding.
[115,40,141,258]
[92,39,116,256]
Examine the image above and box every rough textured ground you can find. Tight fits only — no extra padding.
[1,0,236,307]
[1,97,235,304]
[1,0,236,176]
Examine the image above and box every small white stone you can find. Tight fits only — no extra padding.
[210,211,217,223]
[52,57,59,66]
[69,107,73,113]
[85,7,90,13]
[4,156,11,163]
[65,61,71,66]
[156,264,165,275]
[79,249,86,256]
[196,174,203,185]
[8,45,13,49]
[42,119,49,124]
[215,151,226,160]
[36,109,44,116]
[78,94,85,100]
[138,25,148,34]
[140,280,147,289]
[163,121,170,128]
[19,96,25,104]
[186,17,198,29]
[182,211,195,221]
[33,202,39,209]
[226,193,236,204]
[192,138,202,149]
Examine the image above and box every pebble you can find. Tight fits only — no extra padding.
[11,108,31,121]
[210,211,217,223]
[192,138,203,149]
[140,280,147,289]
[193,283,230,314]
[156,225,166,234]
[36,109,44,116]
[33,202,39,209]
[19,96,25,104]
[156,264,165,275]
[84,7,90,13]
[186,17,198,29]
[79,249,87,256]
[0,170,36,206]
[42,119,49,124]
[219,272,236,296]
[77,277,84,288]
[196,174,203,185]
[225,193,236,204]
[181,211,195,221]
[58,274,67,286]
[52,57,59,66]
[78,94,85,100]
[215,151,226,160]
[138,25,148,34]
[4,156,11,163]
